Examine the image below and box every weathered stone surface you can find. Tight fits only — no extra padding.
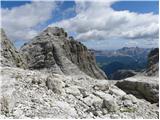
[111,70,136,80]
[83,94,103,107]
[20,27,107,79]
[109,86,126,96]
[93,80,109,91]
[0,67,159,119]
[93,91,118,112]
[115,76,159,103]
[0,29,27,68]
[46,76,65,94]
[65,86,81,96]
[146,48,159,76]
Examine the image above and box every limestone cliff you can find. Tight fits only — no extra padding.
[0,29,27,68]
[20,27,107,79]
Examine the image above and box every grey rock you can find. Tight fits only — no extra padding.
[93,80,109,91]
[123,100,133,107]
[0,29,27,68]
[109,86,126,96]
[82,94,103,110]
[122,94,138,104]
[115,76,159,103]
[93,91,118,112]
[20,27,107,79]
[46,76,65,94]
[103,97,118,112]
[65,86,81,96]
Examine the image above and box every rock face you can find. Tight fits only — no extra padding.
[111,70,136,80]
[0,29,27,68]
[20,27,107,79]
[115,76,159,103]
[146,48,159,76]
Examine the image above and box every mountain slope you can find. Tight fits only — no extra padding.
[0,29,27,68]
[146,48,159,76]
[20,27,107,79]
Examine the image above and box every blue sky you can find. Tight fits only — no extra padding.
[1,1,159,50]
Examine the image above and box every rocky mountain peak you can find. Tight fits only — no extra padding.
[20,27,107,79]
[42,27,67,38]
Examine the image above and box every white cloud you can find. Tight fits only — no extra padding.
[1,1,56,41]
[50,1,158,48]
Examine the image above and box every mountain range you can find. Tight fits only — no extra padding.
[91,47,152,79]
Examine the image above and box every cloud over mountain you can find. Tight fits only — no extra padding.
[50,1,158,47]
[1,1,56,41]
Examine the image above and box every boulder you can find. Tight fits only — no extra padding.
[109,86,126,96]
[83,94,103,107]
[46,76,65,94]
[93,80,109,91]
[93,91,118,112]
[65,86,81,96]
[115,76,159,103]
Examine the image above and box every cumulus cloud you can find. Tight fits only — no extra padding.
[1,1,56,41]
[50,1,158,48]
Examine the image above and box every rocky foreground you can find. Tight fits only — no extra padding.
[0,27,159,119]
[0,67,159,119]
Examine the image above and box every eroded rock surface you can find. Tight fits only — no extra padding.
[0,29,27,68]
[20,27,107,79]
[115,76,159,103]
[0,67,158,119]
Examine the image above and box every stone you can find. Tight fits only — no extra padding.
[79,88,89,98]
[116,76,159,103]
[109,87,126,96]
[122,94,138,104]
[65,86,81,96]
[83,94,103,107]
[20,27,107,79]
[93,91,118,112]
[103,99,118,112]
[123,100,133,107]
[93,80,109,91]
[46,76,65,94]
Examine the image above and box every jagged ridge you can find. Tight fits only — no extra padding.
[20,27,107,79]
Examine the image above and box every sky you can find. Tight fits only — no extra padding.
[1,0,159,50]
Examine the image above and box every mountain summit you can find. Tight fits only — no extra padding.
[20,27,107,79]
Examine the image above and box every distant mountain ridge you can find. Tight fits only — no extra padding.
[91,47,151,58]
[91,47,152,79]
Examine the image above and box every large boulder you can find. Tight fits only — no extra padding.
[115,76,159,103]
[20,27,107,79]
[0,29,27,68]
